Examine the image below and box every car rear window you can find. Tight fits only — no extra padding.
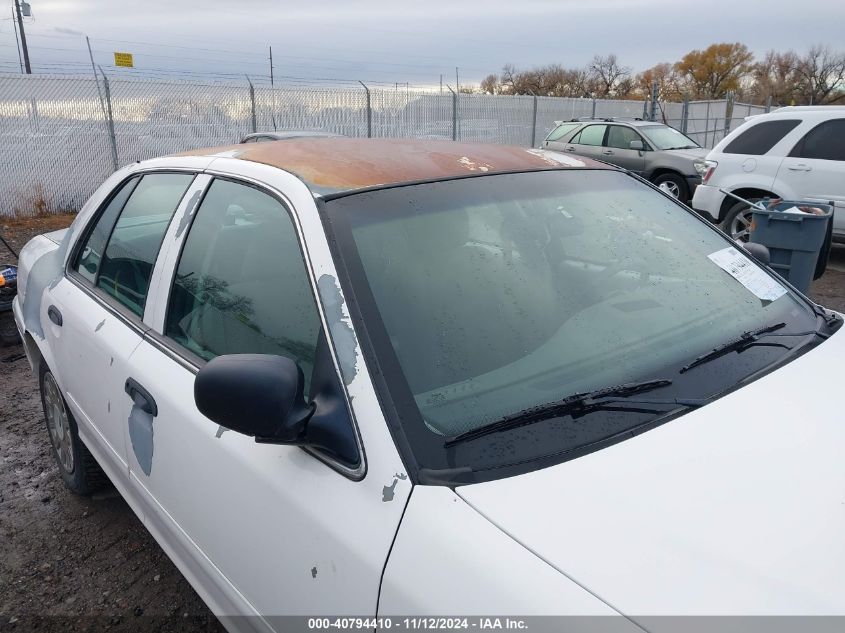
[546,122,581,142]
[96,173,194,316]
[722,119,801,155]
[789,119,845,161]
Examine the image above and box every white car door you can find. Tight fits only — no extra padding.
[123,161,410,626]
[48,172,197,483]
[776,117,845,236]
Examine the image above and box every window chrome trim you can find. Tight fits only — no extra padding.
[145,173,214,332]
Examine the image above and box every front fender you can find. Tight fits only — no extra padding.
[379,485,632,620]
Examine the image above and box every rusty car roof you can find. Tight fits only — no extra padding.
[177,137,611,195]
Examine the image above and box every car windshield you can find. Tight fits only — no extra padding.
[640,125,699,150]
[323,169,820,483]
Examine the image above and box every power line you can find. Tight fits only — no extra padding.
[14,59,435,89]
[0,39,468,82]
[21,31,484,73]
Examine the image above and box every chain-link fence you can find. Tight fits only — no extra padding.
[0,74,115,216]
[0,72,767,216]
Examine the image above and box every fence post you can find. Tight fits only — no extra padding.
[446,85,457,141]
[245,76,257,133]
[642,99,648,120]
[358,81,372,138]
[681,95,689,134]
[530,92,538,147]
[590,98,596,119]
[98,67,119,172]
[723,91,734,139]
[649,80,659,122]
[766,95,772,113]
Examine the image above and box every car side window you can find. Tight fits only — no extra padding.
[95,173,194,317]
[165,179,321,391]
[722,119,801,155]
[606,125,642,150]
[789,119,845,161]
[75,176,140,283]
[546,123,581,142]
[571,124,607,147]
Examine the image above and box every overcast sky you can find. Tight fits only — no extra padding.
[1,0,843,86]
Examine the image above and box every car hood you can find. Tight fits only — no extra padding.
[457,328,845,617]
[661,147,709,161]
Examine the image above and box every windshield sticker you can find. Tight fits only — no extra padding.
[707,246,787,302]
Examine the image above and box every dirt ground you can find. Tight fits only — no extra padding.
[0,215,223,631]
[1,215,844,631]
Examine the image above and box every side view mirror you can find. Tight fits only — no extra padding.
[629,140,645,151]
[194,354,315,443]
[741,242,771,267]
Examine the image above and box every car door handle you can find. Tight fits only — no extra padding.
[602,150,614,155]
[47,305,63,327]
[125,378,158,417]
[564,146,576,152]
[787,164,812,171]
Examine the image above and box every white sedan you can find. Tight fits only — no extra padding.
[13,138,845,632]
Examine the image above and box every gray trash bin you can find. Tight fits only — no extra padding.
[749,200,833,293]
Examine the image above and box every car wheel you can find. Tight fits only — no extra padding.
[721,200,758,242]
[652,173,688,202]
[39,363,107,495]
[0,310,19,346]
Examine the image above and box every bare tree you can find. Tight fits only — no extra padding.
[500,64,518,95]
[587,54,632,98]
[635,62,685,101]
[480,74,500,95]
[793,45,845,104]
[478,44,845,106]
[748,50,801,105]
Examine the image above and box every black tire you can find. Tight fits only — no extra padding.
[39,363,107,495]
[0,310,20,346]
[720,200,758,242]
[652,173,689,202]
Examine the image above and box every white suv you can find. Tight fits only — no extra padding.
[692,106,845,242]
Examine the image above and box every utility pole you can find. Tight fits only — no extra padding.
[455,66,459,93]
[11,8,23,73]
[269,46,274,86]
[14,0,31,74]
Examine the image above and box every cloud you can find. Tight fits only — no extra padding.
[53,26,84,36]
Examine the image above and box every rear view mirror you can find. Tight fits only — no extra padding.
[629,140,644,151]
[194,354,314,443]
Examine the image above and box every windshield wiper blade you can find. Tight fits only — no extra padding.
[444,379,676,447]
[680,322,789,374]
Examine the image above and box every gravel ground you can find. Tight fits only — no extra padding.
[1,215,843,631]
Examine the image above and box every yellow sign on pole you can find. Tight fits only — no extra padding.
[113,52,134,68]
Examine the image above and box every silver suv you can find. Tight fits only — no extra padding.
[543,119,708,203]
